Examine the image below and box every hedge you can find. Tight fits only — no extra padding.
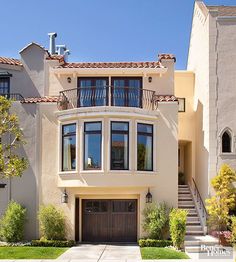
[31,239,75,247]
[138,239,172,247]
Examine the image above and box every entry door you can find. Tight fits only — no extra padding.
[82,199,137,242]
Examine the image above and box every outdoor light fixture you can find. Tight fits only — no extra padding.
[61,188,68,203]
[67,77,72,83]
[148,76,152,83]
[146,188,152,203]
[0,183,6,189]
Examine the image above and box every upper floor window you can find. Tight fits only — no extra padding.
[111,121,129,170]
[137,123,153,171]
[84,122,102,170]
[78,77,108,107]
[0,77,10,95]
[178,98,185,112]
[111,77,142,107]
[222,130,232,153]
[62,124,76,171]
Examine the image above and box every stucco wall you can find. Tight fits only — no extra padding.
[187,2,210,200]
[39,102,178,240]
[0,102,39,240]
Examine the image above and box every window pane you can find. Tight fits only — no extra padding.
[112,122,128,131]
[63,135,76,171]
[84,133,101,169]
[178,98,185,112]
[63,124,76,135]
[85,122,101,132]
[137,134,153,171]
[0,78,10,95]
[137,123,152,133]
[111,133,128,170]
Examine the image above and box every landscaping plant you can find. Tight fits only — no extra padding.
[0,96,28,178]
[230,216,236,243]
[38,205,65,240]
[143,202,171,240]
[169,208,187,250]
[206,164,236,232]
[0,201,26,242]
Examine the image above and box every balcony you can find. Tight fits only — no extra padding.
[57,86,157,111]
[0,93,24,101]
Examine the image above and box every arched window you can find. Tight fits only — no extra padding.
[222,131,232,153]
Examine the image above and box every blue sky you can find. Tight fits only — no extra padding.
[1,0,236,69]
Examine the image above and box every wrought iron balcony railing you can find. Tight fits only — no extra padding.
[0,93,24,101]
[57,86,157,111]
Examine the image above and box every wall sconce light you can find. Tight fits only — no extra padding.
[0,184,6,189]
[61,188,68,203]
[148,77,152,83]
[67,77,72,83]
[146,188,152,203]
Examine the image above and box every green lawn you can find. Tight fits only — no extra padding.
[141,247,190,260]
[0,246,68,259]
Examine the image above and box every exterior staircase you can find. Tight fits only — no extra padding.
[178,185,218,253]
[178,184,204,236]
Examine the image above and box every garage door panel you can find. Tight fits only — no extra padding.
[82,199,137,242]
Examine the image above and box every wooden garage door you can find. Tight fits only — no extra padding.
[82,199,137,242]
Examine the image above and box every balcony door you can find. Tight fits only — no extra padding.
[78,77,108,107]
[111,77,142,108]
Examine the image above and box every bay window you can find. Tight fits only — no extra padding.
[84,122,102,170]
[62,124,76,171]
[111,122,129,170]
[137,123,153,171]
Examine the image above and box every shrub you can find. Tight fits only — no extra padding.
[169,208,187,250]
[206,164,236,231]
[0,201,26,242]
[38,205,65,240]
[138,239,172,247]
[31,239,75,247]
[230,216,236,243]
[143,202,171,240]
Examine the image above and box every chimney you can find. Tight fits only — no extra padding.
[48,32,57,54]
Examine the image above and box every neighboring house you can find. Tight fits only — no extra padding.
[1,0,236,242]
[0,36,178,241]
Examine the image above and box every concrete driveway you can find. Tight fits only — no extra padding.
[57,244,142,261]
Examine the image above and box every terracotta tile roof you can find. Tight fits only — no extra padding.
[154,95,178,102]
[207,5,236,16]
[46,54,65,63]
[0,57,22,66]
[22,96,59,104]
[158,54,176,62]
[57,61,164,69]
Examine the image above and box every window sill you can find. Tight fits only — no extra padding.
[80,170,104,175]
[219,153,236,159]
[59,171,78,176]
[136,171,157,175]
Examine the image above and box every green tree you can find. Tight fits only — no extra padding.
[206,164,236,231]
[0,96,28,178]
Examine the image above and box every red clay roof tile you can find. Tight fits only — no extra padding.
[154,95,178,102]
[22,96,59,103]
[57,61,164,69]
[158,54,176,62]
[0,57,22,66]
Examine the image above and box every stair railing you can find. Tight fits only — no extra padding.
[190,178,208,234]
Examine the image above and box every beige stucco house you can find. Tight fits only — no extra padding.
[0,0,235,243]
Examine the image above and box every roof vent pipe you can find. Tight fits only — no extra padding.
[48,32,57,54]
[56,45,66,55]
[64,50,70,62]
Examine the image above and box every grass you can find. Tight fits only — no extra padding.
[141,247,190,260]
[0,246,68,259]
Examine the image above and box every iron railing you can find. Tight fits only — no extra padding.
[0,93,24,101]
[57,86,157,111]
[192,178,208,219]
